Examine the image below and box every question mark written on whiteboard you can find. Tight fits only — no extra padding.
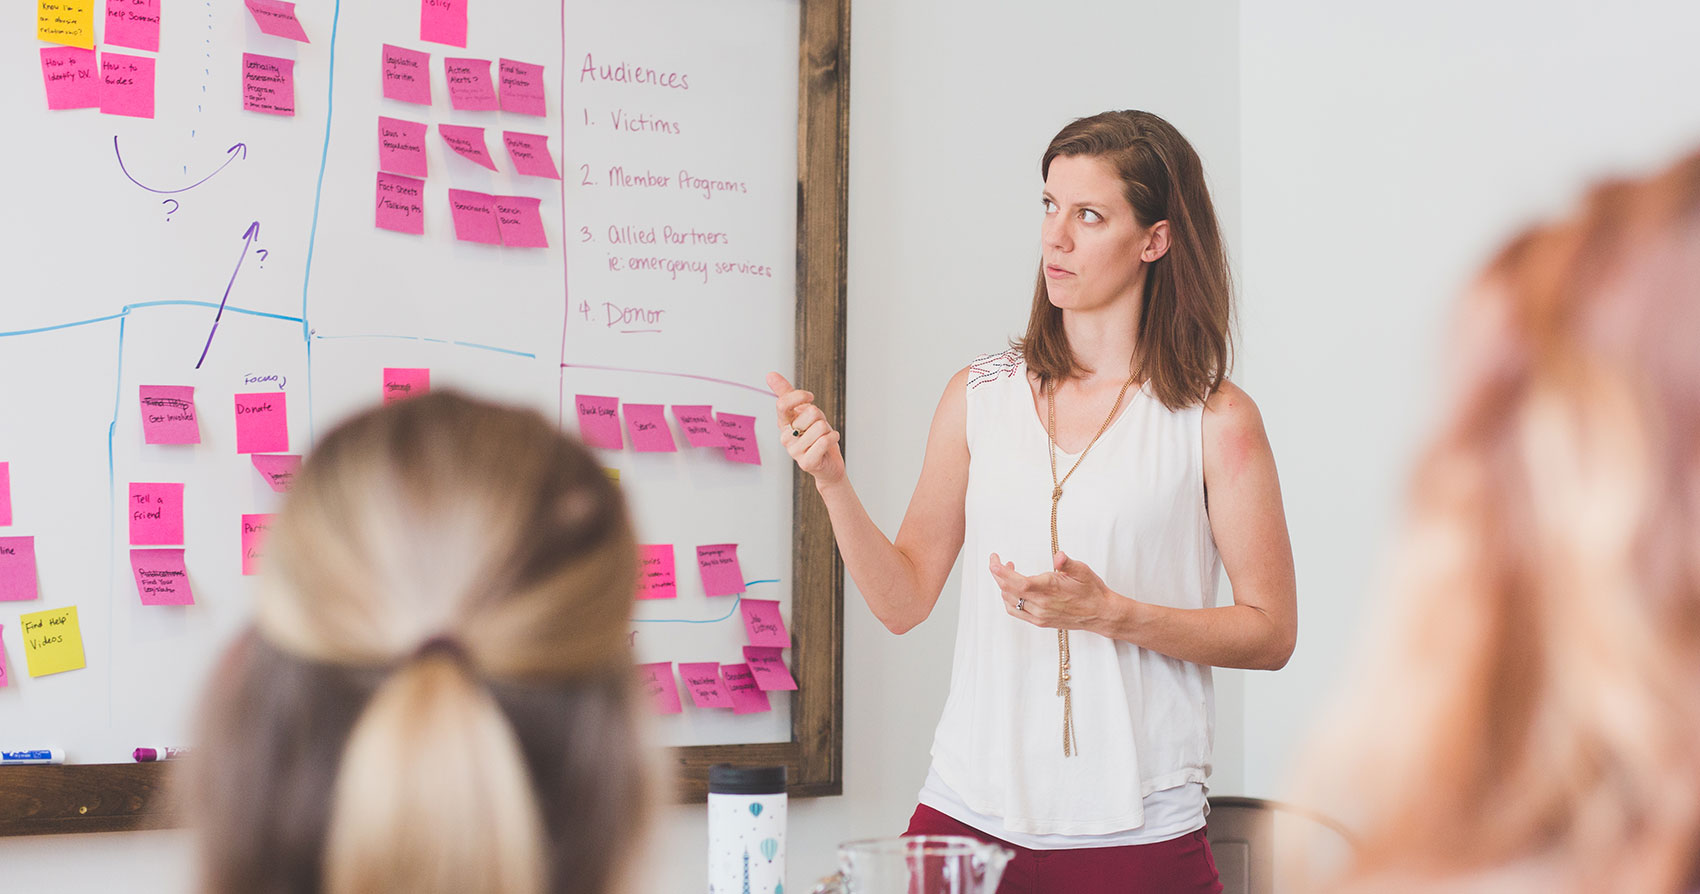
[255,248,269,268]
[161,198,179,221]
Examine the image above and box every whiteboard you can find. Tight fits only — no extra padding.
[1,0,801,761]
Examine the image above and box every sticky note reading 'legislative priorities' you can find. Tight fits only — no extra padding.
[743,646,798,691]
[671,405,727,447]
[131,548,193,605]
[245,0,309,41]
[502,132,560,179]
[740,598,789,648]
[241,514,274,576]
[637,662,682,714]
[420,0,467,47]
[378,117,429,178]
[20,605,86,677]
[251,454,302,492]
[234,392,289,453]
[497,58,545,115]
[679,662,733,708]
[105,0,161,51]
[242,53,296,116]
[720,664,771,714]
[128,482,184,545]
[574,395,623,449]
[443,57,496,111]
[717,413,761,465]
[38,0,95,49]
[447,189,501,245]
[40,46,98,109]
[381,44,431,104]
[438,123,496,170]
[636,544,676,599]
[0,537,39,602]
[375,172,426,234]
[100,51,155,118]
[382,368,430,404]
[695,544,744,596]
[623,404,676,452]
[139,385,200,444]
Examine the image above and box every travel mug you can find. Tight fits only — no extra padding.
[708,764,787,894]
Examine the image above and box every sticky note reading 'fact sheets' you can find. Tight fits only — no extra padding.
[40,47,98,110]
[494,196,547,248]
[375,173,426,235]
[0,537,40,602]
[38,0,95,49]
[21,605,86,678]
[740,598,789,648]
[447,189,501,244]
[381,44,431,105]
[378,117,428,178]
[717,413,761,465]
[636,544,676,600]
[672,405,727,447]
[679,662,733,708]
[243,53,296,116]
[251,454,302,492]
[637,662,682,714]
[623,404,676,452]
[497,58,545,116]
[420,0,467,48]
[245,0,309,42]
[0,461,11,526]
[234,392,289,453]
[128,482,184,546]
[720,664,771,714]
[105,0,161,52]
[695,544,744,596]
[438,123,497,171]
[139,385,200,444]
[382,368,430,404]
[241,513,274,576]
[502,132,560,179]
[443,57,497,111]
[743,646,798,691]
[100,51,155,119]
[575,395,622,449]
[130,548,193,606]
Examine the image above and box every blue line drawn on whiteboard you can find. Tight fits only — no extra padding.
[632,580,781,625]
[0,300,303,340]
[300,0,346,446]
[113,136,248,194]
[195,221,264,369]
[311,332,538,360]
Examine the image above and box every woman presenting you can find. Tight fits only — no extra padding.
[770,109,1295,893]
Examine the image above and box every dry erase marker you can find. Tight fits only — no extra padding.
[1,749,65,765]
[132,746,189,762]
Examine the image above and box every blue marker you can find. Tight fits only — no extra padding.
[1,749,65,765]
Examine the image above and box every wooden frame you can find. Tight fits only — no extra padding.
[0,0,850,835]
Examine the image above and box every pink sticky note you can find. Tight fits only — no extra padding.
[381,44,431,105]
[501,132,560,179]
[377,117,428,178]
[375,172,427,235]
[498,58,545,115]
[130,548,194,606]
[104,0,161,51]
[242,53,296,116]
[234,392,289,454]
[0,462,10,526]
[100,51,155,118]
[139,385,200,444]
[251,454,302,493]
[447,189,501,244]
[420,0,467,47]
[382,368,430,404]
[743,646,798,691]
[740,598,789,648]
[636,544,677,600]
[41,46,98,109]
[638,662,683,714]
[494,195,547,248]
[718,413,761,465]
[696,544,744,596]
[241,513,274,576]
[679,662,733,708]
[0,625,9,687]
[574,395,623,450]
[0,537,39,602]
[672,405,728,448]
[245,0,309,41]
[622,404,676,452]
[128,482,184,545]
[721,664,771,714]
[438,123,496,171]
[443,57,496,111]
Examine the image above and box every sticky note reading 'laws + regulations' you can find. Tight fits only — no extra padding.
[717,413,761,465]
[494,196,547,248]
[131,548,193,606]
[438,123,496,170]
[696,544,744,596]
[672,405,727,447]
[743,646,798,691]
[575,395,622,449]
[740,598,789,648]
[38,0,95,49]
[100,51,155,119]
[447,190,501,245]
[498,59,545,116]
[502,132,560,179]
[241,514,274,576]
[245,0,309,42]
[720,664,771,714]
[251,454,302,492]
[637,662,682,714]
[0,461,10,525]
[105,0,162,52]
[381,44,431,104]
[234,392,289,453]
[129,482,184,545]
[378,117,428,178]
[444,57,496,111]
[40,47,98,110]
[382,368,430,404]
[139,385,200,444]
[636,544,676,600]
[420,0,467,47]
[243,53,296,116]
[21,605,86,677]
[375,173,426,235]
[679,662,733,708]
[622,404,676,452]
[0,537,39,602]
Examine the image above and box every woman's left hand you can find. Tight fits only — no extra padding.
[989,551,1122,632]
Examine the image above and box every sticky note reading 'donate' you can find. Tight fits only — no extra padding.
[234,392,289,453]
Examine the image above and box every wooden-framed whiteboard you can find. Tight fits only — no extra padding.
[0,0,847,835]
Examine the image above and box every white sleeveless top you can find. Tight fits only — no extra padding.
[923,349,1221,839]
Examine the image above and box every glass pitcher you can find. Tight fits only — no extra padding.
[810,835,1014,894]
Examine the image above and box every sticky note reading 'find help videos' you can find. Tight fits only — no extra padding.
[375,173,426,235]
[447,190,501,245]
[502,132,560,179]
[740,598,789,648]
[105,0,161,52]
[38,0,95,49]
[242,514,274,576]
[131,548,193,605]
[378,117,429,178]
[381,44,431,104]
[243,53,296,116]
[383,368,430,404]
[743,646,798,691]
[100,51,155,119]
[234,392,289,453]
[251,454,302,492]
[40,47,98,110]
[139,385,200,444]
[623,404,676,452]
[637,662,682,714]
[672,405,727,447]
[420,0,467,47]
[0,537,39,602]
[444,57,496,111]
[695,544,744,596]
[717,413,761,465]
[128,482,184,545]
[20,605,86,678]
[679,662,733,708]
[245,0,309,42]
[720,664,771,714]
[574,395,622,449]
[636,544,676,600]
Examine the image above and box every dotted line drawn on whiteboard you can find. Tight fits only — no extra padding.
[300,0,346,448]
[631,579,781,624]
[560,362,770,396]
[310,332,537,360]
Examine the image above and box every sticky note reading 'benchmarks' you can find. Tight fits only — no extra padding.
[378,117,428,178]
[498,58,545,115]
[375,172,426,234]
[235,392,289,453]
[637,662,682,714]
[40,47,98,109]
[0,462,11,526]
[672,405,727,447]
[0,537,39,602]
[494,196,547,248]
[241,514,274,576]
[128,482,184,545]
[696,544,744,596]
[100,51,155,118]
[447,189,501,244]
[382,368,430,404]
[38,0,95,49]
[574,395,623,450]
[131,548,193,606]
[636,544,676,600]
[438,123,496,170]
[679,662,733,708]
[139,385,200,444]
[245,0,309,41]
[717,413,761,465]
[251,454,302,492]
[743,646,798,691]
[420,0,467,47]
[21,606,85,677]
[443,57,496,111]
[740,598,789,648]
[381,44,431,104]
[621,404,675,452]
[721,664,771,714]
[243,53,296,116]
[501,132,560,179]
[105,0,161,52]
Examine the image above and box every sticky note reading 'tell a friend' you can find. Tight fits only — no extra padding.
[20,605,86,678]
[234,392,289,453]
[696,544,744,596]
[139,385,200,444]
[130,548,193,605]
[129,482,184,545]
[0,536,40,602]
[636,544,676,600]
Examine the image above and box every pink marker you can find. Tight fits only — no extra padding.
[132,746,189,762]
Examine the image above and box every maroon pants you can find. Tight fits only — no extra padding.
[905,804,1223,894]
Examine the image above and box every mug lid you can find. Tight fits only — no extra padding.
[708,764,787,794]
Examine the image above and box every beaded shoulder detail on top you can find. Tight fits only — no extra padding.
[967,349,1023,391]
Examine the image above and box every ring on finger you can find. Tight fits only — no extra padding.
[1016,598,1025,612]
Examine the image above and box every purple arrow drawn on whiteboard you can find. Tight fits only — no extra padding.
[195,221,262,369]
[114,136,248,194]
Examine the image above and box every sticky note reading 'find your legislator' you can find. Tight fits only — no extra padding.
[234,392,289,453]
[20,605,86,677]
[0,537,39,602]
[637,662,682,714]
[695,544,744,596]
[128,482,184,545]
[679,662,733,708]
[130,548,193,605]
[636,544,677,600]
[497,58,546,115]
[139,385,200,444]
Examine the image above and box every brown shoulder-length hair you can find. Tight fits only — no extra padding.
[1015,110,1234,410]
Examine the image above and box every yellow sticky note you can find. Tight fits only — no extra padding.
[603,467,620,483]
[37,0,95,49]
[20,606,87,677]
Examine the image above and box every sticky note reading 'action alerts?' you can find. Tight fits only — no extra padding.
[637,662,682,714]
[743,646,798,691]
[740,598,789,648]
[720,664,771,714]
[375,172,426,235]
[378,117,428,178]
[131,548,193,606]
[497,58,545,115]
[636,544,676,600]
[447,189,501,245]
[438,123,496,171]
[381,44,431,105]
[241,514,274,576]
[672,405,728,448]
[129,482,184,546]
[100,51,155,119]
[679,662,733,708]
[20,605,86,678]
[38,0,95,49]
[234,392,289,453]
[623,404,676,453]
[383,368,430,404]
[494,196,547,248]
[0,461,10,526]
[420,0,467,47]
[695,544,744,596]
[502,132,560,179]
[251,454,302,493]
[105,0,161,52]
[717,413,761,465]
[41,46,97,109]
[575,395,623,450]
[139,385,200,444]
[0,537,39,602]
[443,57,496,111]
[245,0,309,42]
[243,53,296,116]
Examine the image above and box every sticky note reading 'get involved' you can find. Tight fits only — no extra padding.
[721,664,771,714]
[717,413,761,465]
[743,646,798,691]
[0,461,11,526]
[420,0,467,47]
[679,662,733,708]
[241,513,274,576]
[382,368,430,404]
[740,598,789,648]
[637,662,682,714]
[502,132,560,179]
[243,53,296,116]
[381,44,431,104]
[40,46,98,109]
[497,58,546,115]
[20,605,86,678]
[130,548,194,606]
[443,57,496,111]
[695,544,744,596]
[575,395,623,449]
[623,404,677,452]
[105,0,161,52]
[447,189,501,245]
[0,537,39,602]
[375,172,426,235]
[494,196,547,248]
[139,385,200,444]
[38,0,95,49]
[438,123,497,170]
[100,51,155,118]
[251,454,302,492]
[377,117,429,178]
[672,405,728,447]
[245,0,309,42]
[636,544,676,600]
[234,392,289,453]
[128,482,184,545]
